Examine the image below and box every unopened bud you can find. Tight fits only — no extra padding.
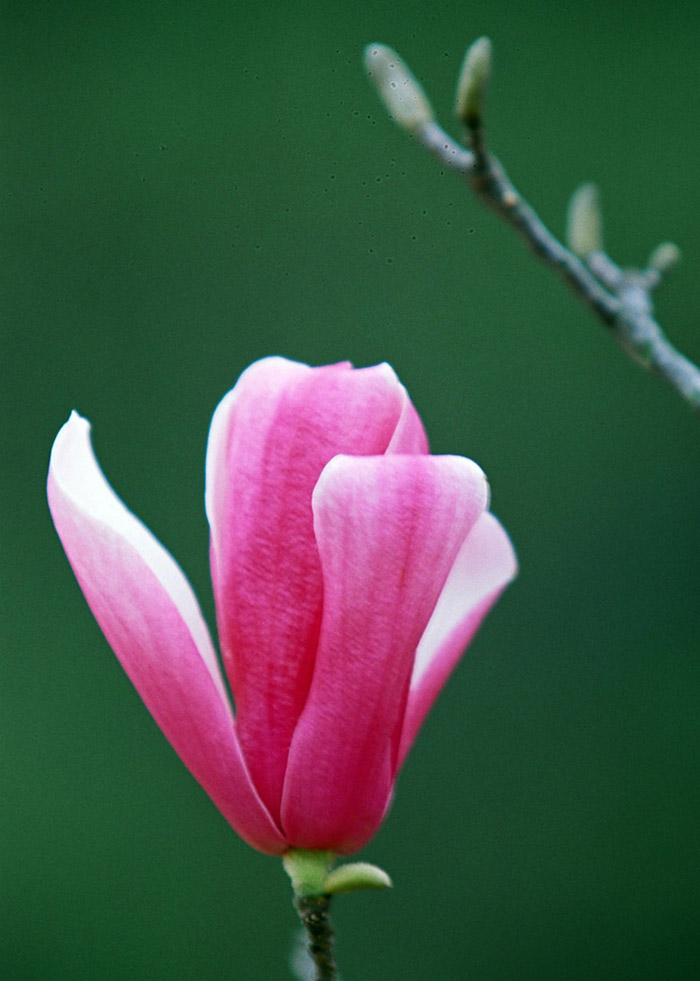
[648,241,681,274]
[363,44,434,132]
[455,36,492,126]
[567,183,603,257]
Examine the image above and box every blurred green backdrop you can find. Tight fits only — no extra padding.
[3,1,700,978]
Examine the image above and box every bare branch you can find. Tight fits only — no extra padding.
[364,41,700,412]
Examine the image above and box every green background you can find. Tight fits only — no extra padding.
[4,1,700,978]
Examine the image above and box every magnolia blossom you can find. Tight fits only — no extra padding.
[47,357,516,856]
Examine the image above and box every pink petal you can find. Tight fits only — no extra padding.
[281,454,489,854]
[47,413,286,854]
[397,511,517,769]
[386,379,430,455]
[204,357,427,819]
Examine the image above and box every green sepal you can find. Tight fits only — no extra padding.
[283,849,335,898]
[323,861,392,895]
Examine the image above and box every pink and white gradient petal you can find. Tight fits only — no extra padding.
[204,357,428,818]
[47,413,286,855]
[281,453,489,854]
[397,511,517,769]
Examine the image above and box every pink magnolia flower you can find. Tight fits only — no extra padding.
[47,357,516,856]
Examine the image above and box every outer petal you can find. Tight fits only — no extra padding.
[397,511,517,769]
[281,453,489,854]
[47,413,286,854]
[204,357,427,819]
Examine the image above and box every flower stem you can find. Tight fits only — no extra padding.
[293,892,338,980]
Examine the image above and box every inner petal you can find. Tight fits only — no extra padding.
[205,357,426,818]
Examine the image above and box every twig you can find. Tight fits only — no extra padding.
[364,41,700,412]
